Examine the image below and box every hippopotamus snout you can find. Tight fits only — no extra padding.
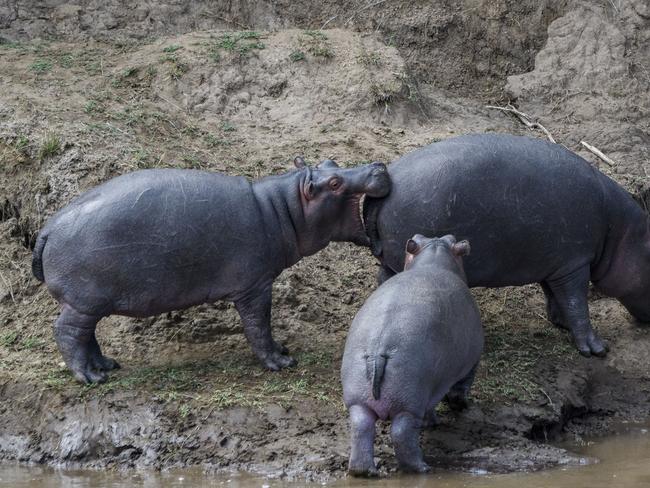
[363,162,391,198]
[331,161,390,198]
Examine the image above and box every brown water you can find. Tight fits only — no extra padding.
[3,424,650,487]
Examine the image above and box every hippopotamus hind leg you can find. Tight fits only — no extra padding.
[445,362,479,411]
[540,282,567,330]
[546,266,608,357]
[234,284,297,371]
[391,412,430,473]
[54,304,109,384]
[348,404,379,477]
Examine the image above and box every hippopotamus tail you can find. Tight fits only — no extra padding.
[32,232,48,282]
[370,353,388,400]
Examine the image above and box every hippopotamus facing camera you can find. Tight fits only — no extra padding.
[364,134,650,357]
[32,158,390,383]
[341,234,483,476]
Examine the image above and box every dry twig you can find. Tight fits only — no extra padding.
[486,104,556,143]
[580,141,615,167]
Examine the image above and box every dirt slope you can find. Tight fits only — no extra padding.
[0,0,649,481]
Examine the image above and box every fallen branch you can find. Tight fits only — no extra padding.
[486,104,556,143]
[320,15,338,30]
[580,141,615,166]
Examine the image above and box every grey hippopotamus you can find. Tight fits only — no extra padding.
[32,158,390,383]
[341,234,483,476]
[364,134,650,357]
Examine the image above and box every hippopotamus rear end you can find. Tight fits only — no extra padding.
[341,234,483,476]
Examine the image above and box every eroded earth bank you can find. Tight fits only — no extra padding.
[0,0,649,481]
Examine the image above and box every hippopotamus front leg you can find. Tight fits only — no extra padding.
[348,404,379,477]
[546,266,608,357]
[390,412,430,473]
[234,284,297,371]
[540,282,567,330]
[54,304,115,384]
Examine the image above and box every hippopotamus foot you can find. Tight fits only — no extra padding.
[235,286,297,371]
[348,404,379,477]
[271,339,289,355]
[89,336,121,371]
[546,268,608,357]
[391,412,430,474]
[444,362,479,411]
[54,305,109,384]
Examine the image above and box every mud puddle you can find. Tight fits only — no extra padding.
[3,423,650,487]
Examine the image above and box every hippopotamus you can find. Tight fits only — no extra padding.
[341,234,483,476]
[32,158,390,383]
[364,134,650,357]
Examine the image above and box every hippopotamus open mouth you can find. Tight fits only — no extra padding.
[296,158,391,250]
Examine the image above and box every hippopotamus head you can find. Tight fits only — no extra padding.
[403,234,471,274]
[293,157,391,254]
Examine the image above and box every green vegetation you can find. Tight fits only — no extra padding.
[29,59,52,73]
[163,44,183,53]
[303,30,328,41]
[301,30,334,59]
[68,354,340,411]
[39,133,62,159]
[208,31,265,59]
[56,52,75,68]
[220,121,236,132]
[0,331,18,347]
[289,50,305,62]
[159,53,188,80]
[357,50,382,66]
[84,100,104,114]
[472,287,576,405]
[14,135,29,153]
[204,134,232,148]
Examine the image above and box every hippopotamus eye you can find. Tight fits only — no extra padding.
[328,177,342,190]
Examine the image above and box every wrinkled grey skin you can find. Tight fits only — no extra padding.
[32,158,390,384]
[364,134,650,358]
[341,234,484,476]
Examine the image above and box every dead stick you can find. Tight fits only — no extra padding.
[486,104,556,143]
[320,15,338,30]
[580,141,615,166]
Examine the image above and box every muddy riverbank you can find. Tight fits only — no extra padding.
[1,0,649,481]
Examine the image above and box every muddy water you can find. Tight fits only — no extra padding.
[3,424,650,488]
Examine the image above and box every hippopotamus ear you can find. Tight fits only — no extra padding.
[317,159,339,169]
[405,239,420,255]
[451,240,471,257]
[294,156,307,168]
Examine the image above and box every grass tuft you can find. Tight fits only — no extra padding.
[39,133,62,159]
[29,59,52,73]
